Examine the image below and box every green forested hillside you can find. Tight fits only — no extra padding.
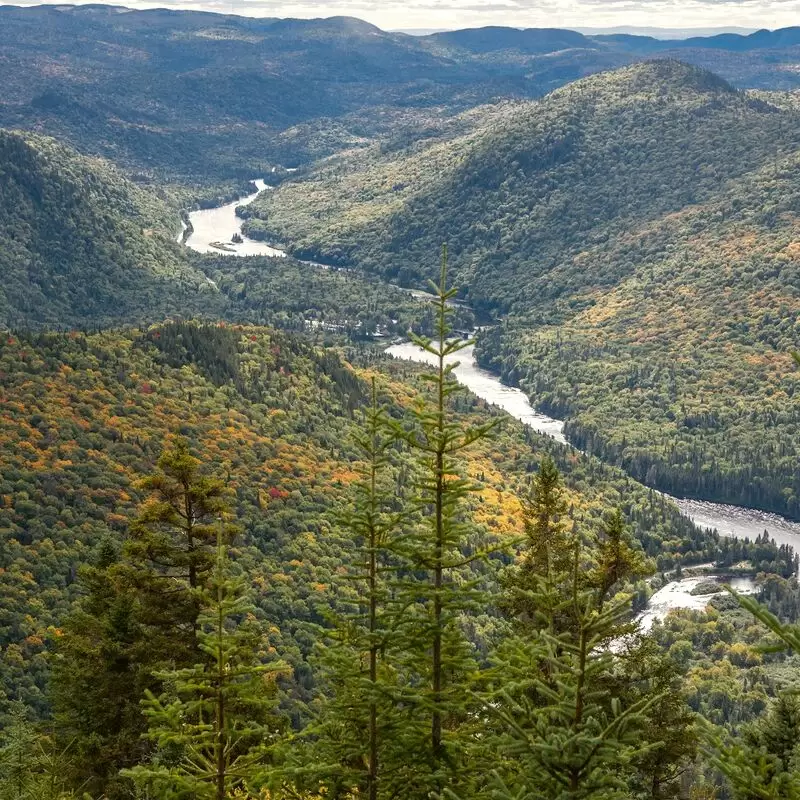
[6,14,800,796]
[3,6,800,181]
[246,61,792,304]
[246,61,800,517]
[0,128,471,332]
[239,102,514,263]
[0,130,215,328]
[3,318,799,800]
[0,6,615,180]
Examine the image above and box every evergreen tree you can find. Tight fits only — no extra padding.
[710,591,800,799]
[500,454,573,632]
[611,638,698,799]
[0,706,76,800]
[471,463,657,799]
[520,455,572,581]
[124,523,288,799]
[710,692,800,800]
[755,696,800,769]
[51,440,236,798]
[709,353,800,798]
[50,538,153,799]
[291,380,404,799]
[124,437,236,654]
[390,245,497,797]
[591,509,650,607]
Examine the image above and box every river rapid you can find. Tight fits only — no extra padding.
[183,188,798,626]
[638,575,757,631]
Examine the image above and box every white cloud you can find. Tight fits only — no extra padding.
[7,0,800,31]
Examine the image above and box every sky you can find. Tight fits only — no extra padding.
[6,0,800,33]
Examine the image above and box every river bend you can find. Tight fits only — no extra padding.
[384,342,800,550]
[182,180,286,258]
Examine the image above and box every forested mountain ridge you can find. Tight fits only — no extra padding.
[477,141,800,517]
[244,61,800,518]
[4,318,800,798]
[3,6,800,180]
[0,129,217,328]
[5,9,800,795]
[246,60,788,299]
[0,5,597,179]
[424,26,595,54]
[596,26,800,53]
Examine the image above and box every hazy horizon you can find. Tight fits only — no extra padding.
[3,0,796,35]
[395,25,761,38]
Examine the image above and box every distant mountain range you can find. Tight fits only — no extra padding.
[422,24,800,53]
[575,26,757,38]
[2,5,800,179]
[402,25,760,39]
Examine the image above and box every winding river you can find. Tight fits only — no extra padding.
[384,341,798,625]
[182,180,286,258]
[184,188,799,625]
[384,341,800,550]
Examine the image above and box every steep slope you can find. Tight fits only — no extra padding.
[248,62,800,518]
[239,102,515,261]
[0,128,465,334]
[246,61,792,301]
[0,321,713,719]
[477,146,800,517]
[0,130,213,327]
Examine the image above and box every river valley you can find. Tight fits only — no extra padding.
[184,189,800,626]
[383,341,790,625]
[384,342,800,551]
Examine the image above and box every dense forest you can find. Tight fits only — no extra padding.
[246,61,800,518]
[4,8,800,797]
[3,6,800,181]
[0,128,475,334]
[0,130,211,328]
[0,314,725,721]
[3,294,799,799]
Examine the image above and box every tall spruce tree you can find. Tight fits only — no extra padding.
[390,245,497,797]
[500,454,573,632]
[292,380,404,799]
[124,437,235,655]
[471,463,659,799]
[124,523,288,799]
[51,440,236,798]
[592,509,650,609]
[520,455,571,581]
[610,637,698,799]
[50,538,153,799]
